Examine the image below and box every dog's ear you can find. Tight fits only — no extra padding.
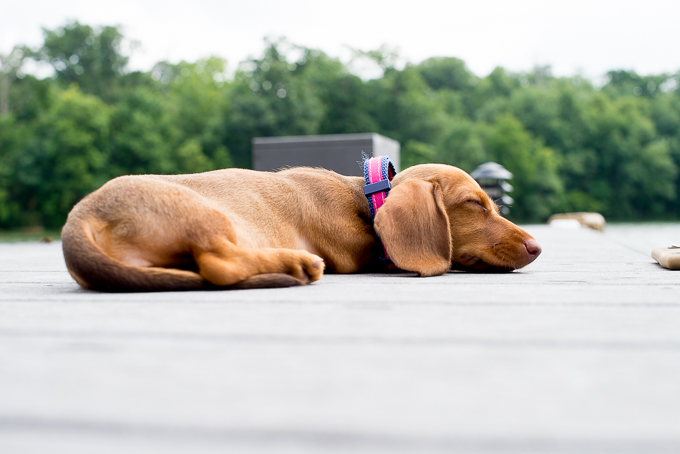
[374,180,451,276]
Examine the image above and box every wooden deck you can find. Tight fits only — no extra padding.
[1,226,679,453]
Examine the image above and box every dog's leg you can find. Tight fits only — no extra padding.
[113,202,326,287]
[195,242,324,287]
[164,199,325,286]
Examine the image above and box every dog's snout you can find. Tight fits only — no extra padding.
[524,238,542,259]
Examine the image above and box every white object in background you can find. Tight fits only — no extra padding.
[548,219,583,229]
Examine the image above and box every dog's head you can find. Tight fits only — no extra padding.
[374,164,541,276]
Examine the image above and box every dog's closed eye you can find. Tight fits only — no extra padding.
[465,199,487,212]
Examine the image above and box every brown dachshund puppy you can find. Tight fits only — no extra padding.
[61,164,541,291]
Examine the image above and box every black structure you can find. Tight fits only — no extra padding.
[252,133,400,177]
[470,162,514,215]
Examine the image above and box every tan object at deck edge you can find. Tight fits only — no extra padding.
[548,212,606,232]
[652,246,680,270]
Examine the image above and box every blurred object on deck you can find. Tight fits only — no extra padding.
[548,212,606,231]
[652,245,680,270]
[471,162,514,216]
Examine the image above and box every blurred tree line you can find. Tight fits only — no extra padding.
[1,21,679,229]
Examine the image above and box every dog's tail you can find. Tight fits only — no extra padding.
[61,215,209,292]
[62,215,308,292]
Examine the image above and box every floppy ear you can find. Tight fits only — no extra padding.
[374,180,452,276]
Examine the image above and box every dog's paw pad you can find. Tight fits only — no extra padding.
[296,254,324,283]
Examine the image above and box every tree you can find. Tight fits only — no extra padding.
[0,46,31,116]
[152,57,233,170]
[33,86,111,227]
[3,21,680,228]
[39,21,129,101]
[436,119,487,172]
[482,113,562,221]
[108,84,178,176]
[603,70,671,99]
[225,40,326,167]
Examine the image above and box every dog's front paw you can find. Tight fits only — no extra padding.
[307,254,325,283]
[287,251,324,284]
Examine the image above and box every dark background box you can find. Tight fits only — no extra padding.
[252,133,400,176]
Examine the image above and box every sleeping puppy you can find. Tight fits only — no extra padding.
[61,163,541,291]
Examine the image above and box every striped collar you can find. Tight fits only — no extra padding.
[363,156,396,265]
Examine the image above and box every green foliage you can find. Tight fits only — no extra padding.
[2,22,680,229]
[418,57,474,92]
[481,114,562,221]
[225,41,328,167]
[39,21,129,101]
[0,114,23,224]
[34,86,111,227]
[402,140,437,168]
[108,84,177,175]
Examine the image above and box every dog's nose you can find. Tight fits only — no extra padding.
[524,238,542,259]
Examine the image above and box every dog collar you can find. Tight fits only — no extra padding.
[363,156,396,265]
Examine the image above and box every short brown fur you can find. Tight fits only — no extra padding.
[62,164,541,291]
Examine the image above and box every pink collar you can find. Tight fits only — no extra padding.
[363,156,396,265]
